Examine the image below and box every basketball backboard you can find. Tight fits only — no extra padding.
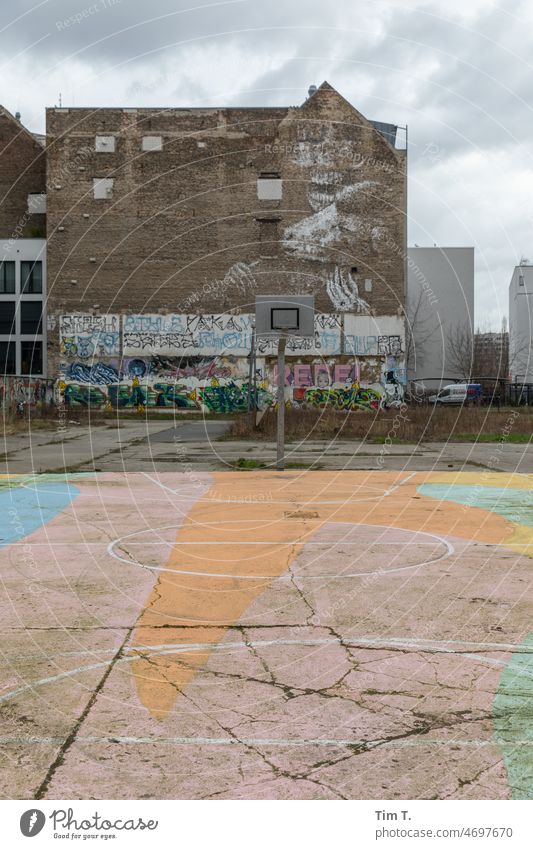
[255,295,315,339]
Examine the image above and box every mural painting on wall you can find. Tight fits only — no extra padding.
[57,313,406,412]
[122,314,254,357]
[256,314,342,356]
[269,362,398,412]
[0,377,55,410]
[121,313,342,358]
[59,355,273,412]
[59,315,120,359]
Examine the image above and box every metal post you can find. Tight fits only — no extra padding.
[276,337,286,470]
[246,322,255,426]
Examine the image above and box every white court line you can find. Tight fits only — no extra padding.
[141,471,418,505]
[0,735,514,749]
[5,635,531,664]
[0,635,528,708]
[106,523,454,579]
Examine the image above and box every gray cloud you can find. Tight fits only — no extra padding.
[1,0,532,326]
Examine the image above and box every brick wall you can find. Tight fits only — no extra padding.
[0,108,46,240]
[46,83,406,378]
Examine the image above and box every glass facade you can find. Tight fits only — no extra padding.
[0,254,45,376]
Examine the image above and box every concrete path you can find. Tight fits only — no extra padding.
[0,417,531,473]
[0,470,532,799]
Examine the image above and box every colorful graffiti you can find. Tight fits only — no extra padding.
[273,362,359,388]
[198,382,273,413]
[55,312,407,413]
[61,377,273,412]
[59,356,251,385]
[256,314,342,356]
[295,384,382,412]
[60,314,120,359]
[122,314,254,357]
[0,377,55,410]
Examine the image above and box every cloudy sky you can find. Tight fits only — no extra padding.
[3,0,532,326]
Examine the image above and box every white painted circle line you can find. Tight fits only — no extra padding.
[0,635,524,708]
[106,523,454,579]
[0,735,513,749]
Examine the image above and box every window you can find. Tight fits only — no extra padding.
[0,302,15,335]
[93,178,114,199]
[27,193,46,213]
[0,342,16,375]
[20,340,42,375]
[257,173,283,200]
[95,135,115,152]
[21,261,43,294]
[258,218,279,255]
[0,262,15,294]
[364,278,373,292]
[21,302,42,334]
[142,136,162,151]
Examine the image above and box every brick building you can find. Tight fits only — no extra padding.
[3,83,408,411]
[0,107,47,381]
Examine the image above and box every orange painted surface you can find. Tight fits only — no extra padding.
[131,471,518,718]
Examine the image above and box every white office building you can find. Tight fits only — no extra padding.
[0,238,46,376]
[509,263,533,383]
[407,247,475,389]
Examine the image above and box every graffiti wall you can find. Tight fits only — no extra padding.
[344,315,405,356]
[122,314,254,357]
[0,377,55,410]
[56,312,406,412]
[59,314,120,358]
[256,314,342,356]
[59,356,274,412]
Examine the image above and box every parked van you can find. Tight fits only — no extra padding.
[428,384,482,405]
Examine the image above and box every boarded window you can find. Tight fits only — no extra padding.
[27,194,46,214]
[93,178,114,199]
[95,135,115,152]
[258,218,279,256]
[142,136,163,151]
[257,173,282,200]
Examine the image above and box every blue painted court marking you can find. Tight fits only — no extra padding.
[0,480,80,548]
[493,632,533,799]
[417,483,533,527]
[419,480,533,797]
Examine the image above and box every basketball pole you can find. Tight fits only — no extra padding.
[276,336,286,470]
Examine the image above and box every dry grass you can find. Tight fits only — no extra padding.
[228,405,533,443]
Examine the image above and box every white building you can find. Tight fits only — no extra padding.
[407,247,475,389]
[509,263,533,383]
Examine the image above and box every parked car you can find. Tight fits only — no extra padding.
[428,383,482,405]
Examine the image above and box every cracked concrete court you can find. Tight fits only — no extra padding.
[1,469,532,800]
